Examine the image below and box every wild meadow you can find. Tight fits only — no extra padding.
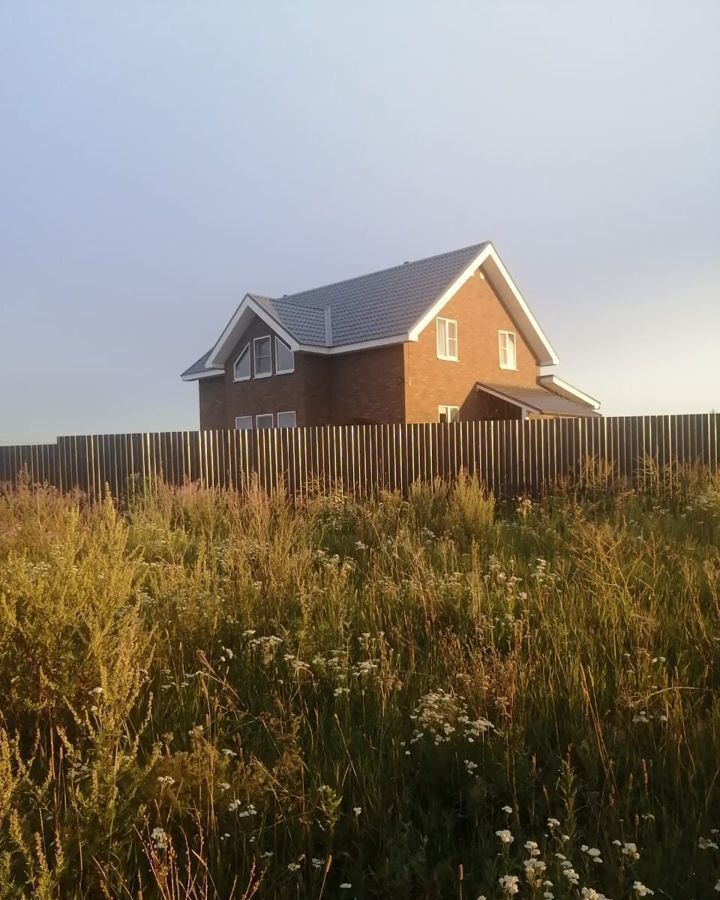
[0,470,718,899]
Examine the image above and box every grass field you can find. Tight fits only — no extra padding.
[0,472,719,899]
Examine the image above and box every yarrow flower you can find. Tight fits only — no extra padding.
[633,882,654,897]
[499,874,520,896]
[150,827,168,851]
[496,829,514,845]
[699,836,720,850]
[621,841,640,860]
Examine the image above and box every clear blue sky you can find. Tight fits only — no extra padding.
[1,1,718,443]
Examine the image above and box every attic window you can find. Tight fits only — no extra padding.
[436,317,458,361]
[499,331,517,370]
[275,337,294,374]
[254,336,272,377]
[233,344,251,381]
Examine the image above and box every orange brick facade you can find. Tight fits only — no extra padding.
[403,270,539,423]
[197,271,541,429]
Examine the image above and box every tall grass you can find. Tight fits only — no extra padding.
[0,471,718,898]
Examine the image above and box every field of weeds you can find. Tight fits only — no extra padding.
[0,472,719,899]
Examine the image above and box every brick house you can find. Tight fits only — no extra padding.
[182,242,599,429]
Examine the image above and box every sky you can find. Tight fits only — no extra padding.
[1,1,718,444]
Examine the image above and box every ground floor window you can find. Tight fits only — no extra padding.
[438,405,460,423]
[277,410,297,428]
[236,411,297,430]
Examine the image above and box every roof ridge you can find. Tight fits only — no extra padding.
[275,241,489,307]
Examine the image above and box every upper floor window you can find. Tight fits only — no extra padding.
[275,337,295,374]
[255,413,274,429]
[254,336,272,377]
[499,330,517,370]
[235,415,253,430]
[436,317,458,360]
[233,344,251,381]
[438,405,459,423]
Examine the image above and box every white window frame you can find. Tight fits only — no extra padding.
[232,343,251,382]
[498,330,517,370]
[275,337,295,375]
[438,404,460,423]
[255,413,274,429]
[253,335,273,378]
[276,410,297,428]
[436,317,458,361]
[235,415,253,430]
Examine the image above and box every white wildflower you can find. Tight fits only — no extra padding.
[496,829,514,845]
[633,882,654,897]
[150,826,168,851]
[622,841,640,860]
[499,874,520,896]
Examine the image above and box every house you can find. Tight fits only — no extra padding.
[182,242,599,429]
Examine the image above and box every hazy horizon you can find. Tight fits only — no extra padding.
[1,1,718,444]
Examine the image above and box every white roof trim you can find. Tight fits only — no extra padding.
[538,374,600,409]
[205,294,300,369]
[297,333,409,355]
[181,367,224,382]
[407,243,560,368]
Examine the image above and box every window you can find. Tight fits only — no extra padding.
[235,416,253,430]
[255,413,274,429]
[438,405,459,423]
[499,330,517,369]
[253,336,272,377]
[233,344,251,381]
[275,337,294,374]
[277,410,297,428]
[436,317,458,360]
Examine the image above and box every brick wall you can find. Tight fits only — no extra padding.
[328,345,405,424]
[197,316,404,428]
[403,270,540,423]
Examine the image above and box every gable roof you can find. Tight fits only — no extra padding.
[182,241,559,379]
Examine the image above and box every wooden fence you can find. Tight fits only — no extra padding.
[1,413,718,501]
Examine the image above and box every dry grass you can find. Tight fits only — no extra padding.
[0,471,718,898]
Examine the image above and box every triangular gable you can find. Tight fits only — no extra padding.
[205,294,301,370]
[407,243,559,367]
